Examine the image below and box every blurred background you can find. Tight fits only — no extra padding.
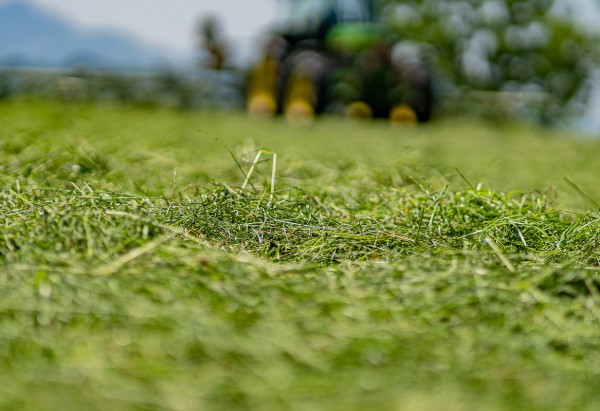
[0,0,599,131]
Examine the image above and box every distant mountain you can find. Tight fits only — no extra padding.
[0,1,174,68]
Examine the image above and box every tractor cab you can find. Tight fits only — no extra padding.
[274,0,383,53]
[277,0,375,34]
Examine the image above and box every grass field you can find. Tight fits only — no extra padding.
[1,99,600,410]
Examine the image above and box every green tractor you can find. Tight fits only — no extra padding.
[247,0,433,123]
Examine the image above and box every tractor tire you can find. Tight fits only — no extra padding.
[397,61,433,123]
[276,48,334,120]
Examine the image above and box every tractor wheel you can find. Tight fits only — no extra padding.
[277,49,333,122]
[398,61,433,123]
[247,56,279,117]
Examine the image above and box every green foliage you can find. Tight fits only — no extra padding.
[1,100,600,410]
[382,0,594,120]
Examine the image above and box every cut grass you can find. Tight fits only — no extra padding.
[162,182,599,265]
[1,99,600,410]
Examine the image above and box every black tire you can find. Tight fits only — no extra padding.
[398,61,433,122]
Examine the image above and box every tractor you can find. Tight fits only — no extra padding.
[246,0,433,123]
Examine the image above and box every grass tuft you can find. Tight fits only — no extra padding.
[162,182,599,267]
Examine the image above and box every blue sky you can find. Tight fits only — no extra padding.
[4,0,278,55]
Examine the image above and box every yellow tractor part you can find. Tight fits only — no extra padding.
[285,99,315,124]
[247,57,279,117]
[284,73,316,123]
[345,101,373,119]
[248,92,277,118]
[389,104,418,125]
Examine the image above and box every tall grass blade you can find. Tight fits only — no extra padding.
[564,177,600,209]
[485,237,516,273]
